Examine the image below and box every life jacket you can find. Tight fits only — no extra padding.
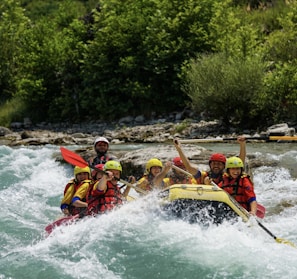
[63,179,92,216]
[205,171,224,185]
[87,181,123,215]
[63,179,76,196]
[168,175,193,185]
[219,173,254,210]
[92,153,113,165]
[194,170,223,185]
[137,173,155,191]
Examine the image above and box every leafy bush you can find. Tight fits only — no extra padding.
[0,98,27,127]
[182,53,265,128]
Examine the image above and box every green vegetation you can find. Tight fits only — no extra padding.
[0,0,297,129]
[0,97,27,127]
[174,119,191,134]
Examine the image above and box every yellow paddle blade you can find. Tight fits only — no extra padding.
[275,237,296,248]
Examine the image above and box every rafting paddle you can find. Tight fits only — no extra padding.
[60,146,148,195]
[210,180,296,248]
[255,219,296,247]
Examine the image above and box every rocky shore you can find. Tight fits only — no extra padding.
[0,119,271,147]
[1,120,294,178]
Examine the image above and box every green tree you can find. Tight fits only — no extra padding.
[0,0,30,102]
[81,0,219,120]
[183,53,265,128]
[254,1,297,124]
[14,1,88,122]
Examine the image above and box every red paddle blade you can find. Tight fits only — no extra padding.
[60,147,88,168]
[45,214,79,234]
[256,203,266,219]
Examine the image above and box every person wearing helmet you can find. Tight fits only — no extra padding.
[91,164,105,180]
[154,157,197,187]
[218,157,257,215]
[60,166,92,216]
[89,136,116,167]
[136,158,163,192]
[87,160,125,215]
[173,136,246,185]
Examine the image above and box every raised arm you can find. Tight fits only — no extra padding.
[122,176,135,197]
[173,139,199,176]
[96,171,113,192]
[237,136,246,164]
[153,161,171,188]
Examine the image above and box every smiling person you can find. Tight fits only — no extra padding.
[218,156,257,215]
[153,157,197,188]
[87,160,125,215]
[136,158,163,192]
[173,136,246,185]
[60,166,92,216]
[89,136,116,167]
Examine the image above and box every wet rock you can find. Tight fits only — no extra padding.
[21,131,33,139]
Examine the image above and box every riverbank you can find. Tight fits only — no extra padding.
[1,120,294,178]
[1,120,292,147]
[0,120,268,146]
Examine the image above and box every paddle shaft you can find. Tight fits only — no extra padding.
[171,165,194,178]
[256,219,278,239]
[210,181,295,247]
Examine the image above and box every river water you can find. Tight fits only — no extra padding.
[0,143,297,279]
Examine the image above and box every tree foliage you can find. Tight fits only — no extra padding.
[0,0,297,129]
[80,0,218,120]
[183,53,265,128]
[0,0,31,102]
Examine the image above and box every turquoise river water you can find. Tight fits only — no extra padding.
[0,143,297,279]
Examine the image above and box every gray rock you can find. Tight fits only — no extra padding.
[0,126,12,136]
[119,116,134,124]
[135,115,145,123]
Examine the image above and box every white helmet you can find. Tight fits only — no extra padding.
[94,136,109,147]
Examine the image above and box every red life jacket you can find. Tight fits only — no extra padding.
[219,173,254,210]
[87,181,123,215]
[92,154,113,165]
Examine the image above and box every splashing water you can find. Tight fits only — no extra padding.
[0,144,297,279]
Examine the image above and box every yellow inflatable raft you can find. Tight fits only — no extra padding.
[159,184,250,225]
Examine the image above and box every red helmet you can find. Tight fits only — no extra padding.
[209,153,226,165]
[172,157,185,168]
[91,164,104,178]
